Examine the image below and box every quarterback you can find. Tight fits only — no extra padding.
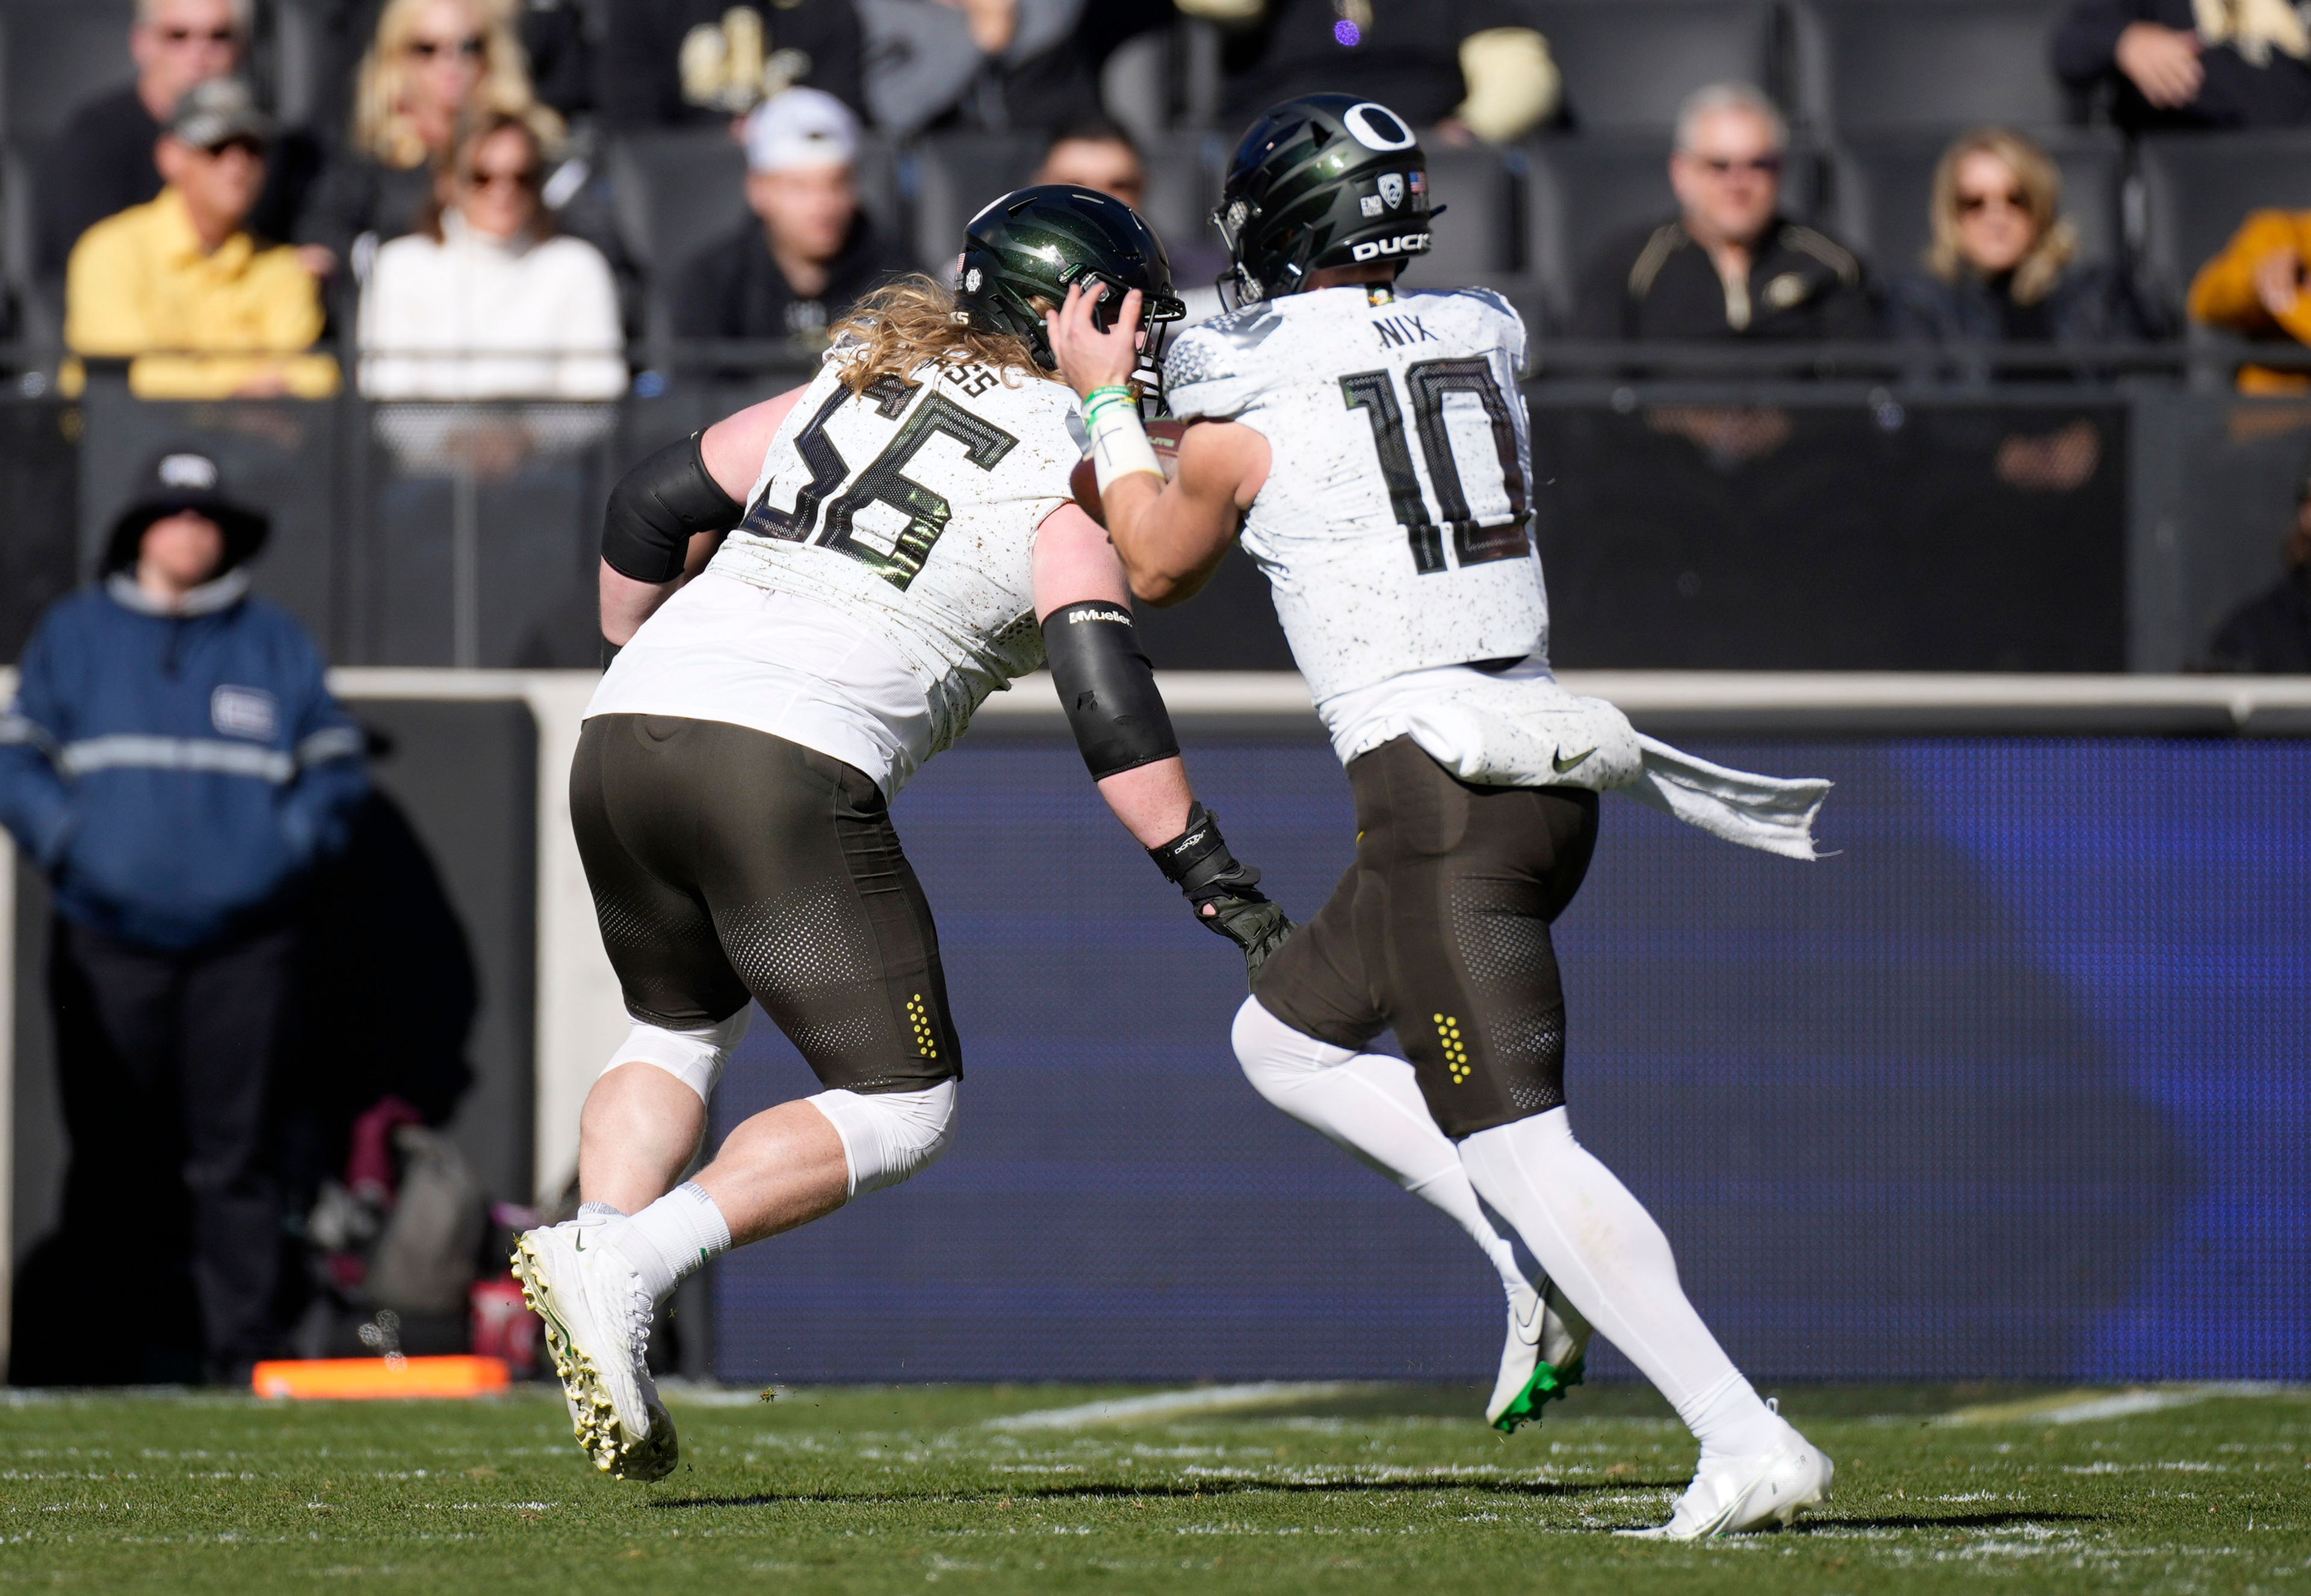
[514,187,1291,1482]
[1051,94,1835,1539]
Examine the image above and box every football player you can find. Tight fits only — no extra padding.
[513,187,1292,1482]
[1048,95,1835,1539]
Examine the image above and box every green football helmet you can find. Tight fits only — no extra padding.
[1214,94,1437,306]
[954,184,1187,372]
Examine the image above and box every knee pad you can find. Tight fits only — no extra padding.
[808,1079,958,1198]
[1231,996,1358,1104]
[604,1007,753,1104]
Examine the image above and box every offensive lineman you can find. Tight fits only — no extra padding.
[513,187,1292,1482]
[1050,95,1835,1539]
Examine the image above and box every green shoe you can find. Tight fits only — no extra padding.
[1490,1355,1584,1435]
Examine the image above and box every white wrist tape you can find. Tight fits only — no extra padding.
[1086,401,1165,496]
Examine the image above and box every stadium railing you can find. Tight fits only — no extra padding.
[5,339,2309,679]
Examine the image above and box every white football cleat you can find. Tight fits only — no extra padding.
[1619,1422,1834,1540]
[513,1223,678,1482]
[1486,1282,1588,1434]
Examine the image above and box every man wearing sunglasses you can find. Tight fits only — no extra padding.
[65,78,338,400]
[1572,82,1873,344]
[36,0,306,285]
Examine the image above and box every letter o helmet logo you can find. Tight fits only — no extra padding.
[1342,102,1416,152]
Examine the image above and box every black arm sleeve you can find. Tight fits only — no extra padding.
[601,433,746,584]
[1041,601,1181,781]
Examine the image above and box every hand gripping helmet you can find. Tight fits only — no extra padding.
[1213,94,1438,307]
[954,184,1188,373]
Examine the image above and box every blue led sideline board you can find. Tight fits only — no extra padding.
[711,737,2310,1385]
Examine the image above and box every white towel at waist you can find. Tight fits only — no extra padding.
[1331,665,1830,861]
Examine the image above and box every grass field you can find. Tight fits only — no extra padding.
[2,1381,2304,1593]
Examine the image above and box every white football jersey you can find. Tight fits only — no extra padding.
[1165,285,1547,702]
[708,346,1082,758]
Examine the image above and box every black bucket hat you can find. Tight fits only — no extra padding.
[104,448,271,575]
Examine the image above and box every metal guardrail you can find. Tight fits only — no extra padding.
[11,335,2311,395]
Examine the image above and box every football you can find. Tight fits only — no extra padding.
[1071,418,1186,525]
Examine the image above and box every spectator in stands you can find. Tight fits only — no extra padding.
[1886,128,2162,350]
[1032,117,1230,314]
[315,0,598,122]
[64,79,339,400]
[2203,465,2311,671]
[35,0,313,283]
[2188,206,2311,392]
[0,449,369,1383]
[301,0,633,305]
[1573,84,1872,342]
[359,114,626,399]
[857,0,1102,137]
[672,90,915,346]
[2053,1,2311,130]
[601,0,864,127]
[1185,0,1561,143]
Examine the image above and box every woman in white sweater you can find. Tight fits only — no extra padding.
[359,112,626,401]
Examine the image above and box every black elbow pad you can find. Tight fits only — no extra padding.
[602,433,745,583]
[1042,601,1181,781]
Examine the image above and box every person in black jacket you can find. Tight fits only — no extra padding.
[1885,127,2164,351]
[599,0,865,128]
[0,450,368,1383]
[671,90,914,348]
[1199,0,1561,142]
[1573,84,1873,343]
[2204,466,2311,672]
[2053,0,2311,130]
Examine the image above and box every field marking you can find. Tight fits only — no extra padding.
[1932,1383,2301,1427]
[986,1383,1368,1431]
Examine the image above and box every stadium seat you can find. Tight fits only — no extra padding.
[910,132,1225,281]
[2,0,137,145]
[1410,146,1520,282]
[1526,0,1783,136]
[911,134,1047,275]
[607,128,753,284]
[265,0,334,131]
[2136,132,2311,292]
[1790,0,2079,135]
[1829,129,2127,284]
[1524,136,1827,329]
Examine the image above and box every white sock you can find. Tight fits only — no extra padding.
[1458,1107,1782,1460]
[576,1200,624,1220]
[1234,998,1527,1299]
[605,1181,732,1304]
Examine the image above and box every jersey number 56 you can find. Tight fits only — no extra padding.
[1340,359,1532,575]
[743,374,1018,591]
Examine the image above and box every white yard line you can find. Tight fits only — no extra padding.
[986,1383,1369,1431]
[1932,1383,2300,1427]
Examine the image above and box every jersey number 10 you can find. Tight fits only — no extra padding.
[743,374,1018,591]
[1340,358,1532,575]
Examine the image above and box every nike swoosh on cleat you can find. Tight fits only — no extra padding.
[1551,748,1595,773]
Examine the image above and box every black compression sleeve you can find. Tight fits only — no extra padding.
[1041,600,1181,781]
[601,432,745,584]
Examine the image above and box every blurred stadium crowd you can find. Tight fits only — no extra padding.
[7,0,2311,395]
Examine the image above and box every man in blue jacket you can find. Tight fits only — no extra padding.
[0,448,368,1381]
